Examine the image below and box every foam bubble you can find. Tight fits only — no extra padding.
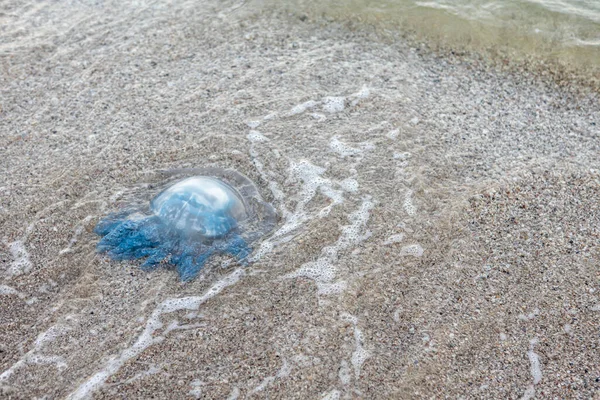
[322,97,345,113]
[528,339,542,385]
[518,308,540,321]
[291,260,336,282]
[352,345,370,380]
[386,129,400,140]
[394,152,411,161]
[340,178,359,193]
[107,190,124,204]
[317,281,348,296]
[521,385,536,400]
[383,233,405,245]
[329,136,362,158]
[250,241,275,263]
[340,312,358,325]
[321,390,341,400]
[400,244,424,257]
[338,360,351,385]
[188,379,203,398]
[319,185,346,217]
[349,86,370,106]
[347,314,370,380]
[247,130,268,143]
[263,112,278,121]
[246,120,261,129]
[403,190,417,216]
[289,100,319,116]
[6,240,32,277]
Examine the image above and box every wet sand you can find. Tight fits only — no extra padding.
[1,0,599,399]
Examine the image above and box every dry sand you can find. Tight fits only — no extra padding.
[1,0,599,399]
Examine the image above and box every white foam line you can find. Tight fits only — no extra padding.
[338,360,351,385]
[59,215,94,255]
[275,86,369,119]
[311,112,326,121]
[247,130,269,143]
[246,88,372,263]
[349,85,370,106]
[285,199,373,295]
[288,100,320,116]
[3,200,69,278]
[528,339,542,384]
[66,268,244,400]
[351,329,369,379]
[246,120,262,129]
[520,385,536,400]
[321,86,370,114]
[22,200,69,239]
[249,359,291,395]
[0,284,25,299]
[340,313,370,381]
[120,364,163,386]
[0,325,69,382]
[250,160,351,263]
[247,131,288,214]
[520,339,542,400]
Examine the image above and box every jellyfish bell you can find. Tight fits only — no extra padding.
[95,168,276,281]
[150,176,248,240]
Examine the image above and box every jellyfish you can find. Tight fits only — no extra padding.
[94,169,276,281]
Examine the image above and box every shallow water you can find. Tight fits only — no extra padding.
[278,0,600,77]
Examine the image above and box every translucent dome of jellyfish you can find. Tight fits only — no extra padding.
[94,168,276,281]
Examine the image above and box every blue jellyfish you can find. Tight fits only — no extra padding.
[95,169,276,281]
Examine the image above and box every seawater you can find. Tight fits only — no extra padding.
[274,0,600,79]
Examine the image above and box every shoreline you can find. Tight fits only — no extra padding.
[271,1,600,94]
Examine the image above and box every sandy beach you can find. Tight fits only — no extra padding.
[1,0,599,398]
